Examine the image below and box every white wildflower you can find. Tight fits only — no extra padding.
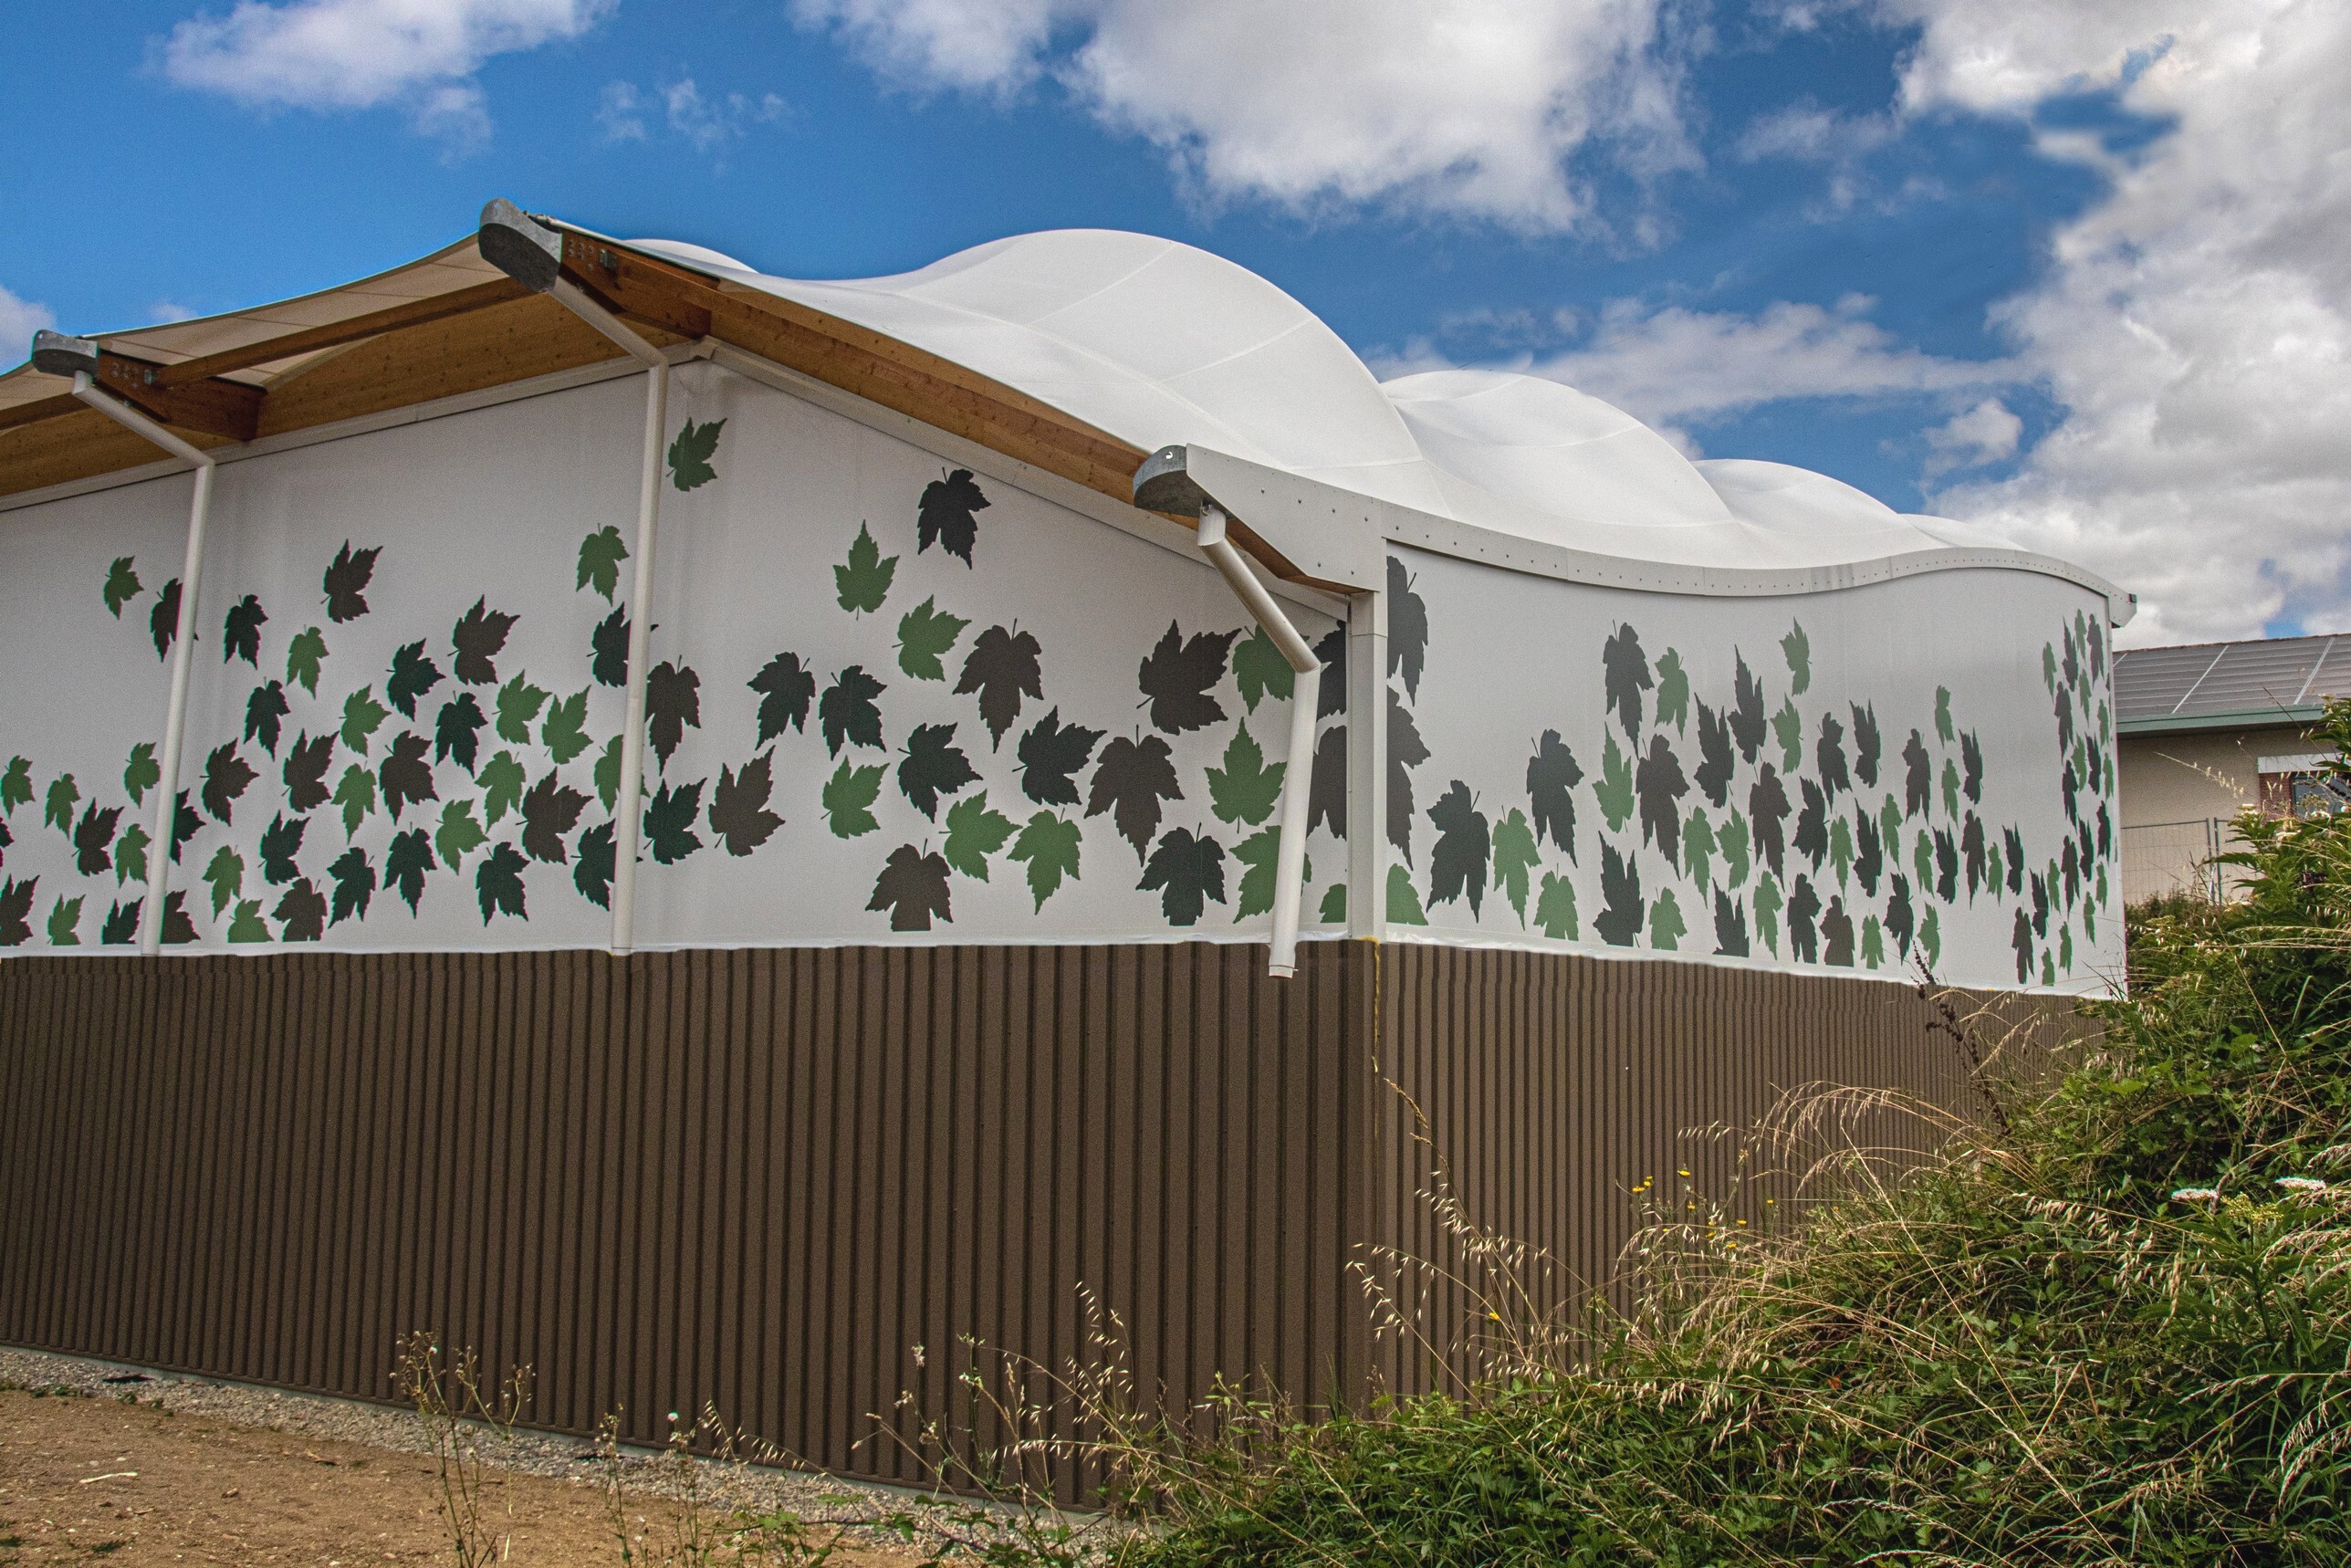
[2275,1176,2328,1194]
[2170,1187,2220,1203]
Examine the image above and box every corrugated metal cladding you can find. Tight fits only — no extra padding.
[0,942,2073,1497]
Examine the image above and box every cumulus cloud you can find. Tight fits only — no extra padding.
[0,284,57,363]
[791,0,1698,230]
[1922,398,2023,476]
[159,0,612,150]
[1884,0,2351,644]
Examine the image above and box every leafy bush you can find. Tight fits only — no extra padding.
[1109,704,2351,1565]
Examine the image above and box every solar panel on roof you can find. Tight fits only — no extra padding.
[2116,633,2351,723]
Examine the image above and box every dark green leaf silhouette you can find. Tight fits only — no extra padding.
[1137,622,1236,736]
[201,743,256,824]
[869,844,953,931]
[1635,735,1687,870]
[1935,827,1959,902]
[1729,653,1765,762]
[1693,701,1733,808]
[223,593,267,666]
[1593,732,1635,833]
[150,579,182,660]
[1387,555,1429,699]
[2063,836,2081,908]
[1008,810,1081,910]
[1788,874,1822,963]
[434,692,486,774]
[161,889,197,944]
[1887,873,1916,955]
[520,771,590,863]
[1534,871,1576,940]
[1087,734,1181,862]
[101,901,140,946]
[2030,870,2049,936]
[45,773,77,834]
[591,606,630,688]
[574,822,615,908]
[916,468,988,564]
[1526,730,1582,860]
[286,626,326,695]
[1781,621,1810,695]
[2053,685,2075,757]
[1713,888,1749,956]
[668,417,726,490]
[834,523,897,615]
[1309,725,1346,840]
[329,847,373,926]
[2,756,31,813]
[2011,908,2034,983]
[1814,711,1848,800]
[956,624,1043,748]
[385,829,433,914]
[387,641,442,718]
[1851,703,1881,787]
[709,753,785,856]
[941,792,1016,880]
[1855,808,1884,895]
[472,842,528,924]
[1388,692,1428,862]
[1594,844,1643,946]
[258,813,304,885]
[1491,807,1539,924]
[1601,624,1651,739]
[171,790,199,862]
[1903,730,1932,818]
[103,556,141,616]
[1426,781,1489,918]
[0,876,35,946]
[1140,826,1227,926]
[1016,709,1101,807]
[646,661,701,768]
[379,731,437,821]
[239,681,287,757]
[1961,812,1986,898]
[1315,626,1347,719]
[1936,685,1956,744]
[745,651,816,745]
[895,598,967,681]
[1748,764,1790,879]
[819,665,886,758]
[899,722,979,819]
[1206,723,1283,827]
[451,598,517,685]
[1794,778,1827,870]
[1233,627,1293,713]
[644,779,705,864]
[1822,895,1854,966]
[276,877,327,941]
[576,525,628,600]
[72,805,120,877]
[1960,730,1983,804]
[323,542,379,622]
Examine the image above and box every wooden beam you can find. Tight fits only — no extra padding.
[93,353,264,442]
[152,277,529,388]
[0,392,79,436]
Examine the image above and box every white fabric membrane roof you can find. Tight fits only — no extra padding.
[644,226,2105,591]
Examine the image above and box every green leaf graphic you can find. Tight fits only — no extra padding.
[123,742,159,806]
[1594,732,1634,832]
[942,792,1016,880]
[709,754,785,857]
[594,736,622,814]
[1534,871,1577,940]
[1206,723,1284,827]
[667,417,726,491]
[1231,824,1301,920]
[895,597,968,681]
[1233,628,1294,713]
[1683,806,1717,894]
[334,764,376,838]
[476,842,528,924]
[222,593,267,666]
[434,799,486,871]
[386,640,443,719]
[644,779,705,863]
[379,733,437,822]
[750,653,815,743]
[822,760,885,840]
[1649,887,1685,951]
[286,626,327,695]
[495,674,550,746]
[204,844,244,917]
[226,898,270,944]
[1385,863,1426,926]
[576,525,629,600]
[1491,808,1540,925]
[102,556,141,617]
[114,823,149,888]
[386,829,433,913]
[1140,826,1227,926]
[541,687,590,764]
[47,895,82,946]
[1781,621,1810,695]
[479,750,527,827]
[1,758,30,814]
[322,542,379,622]
[1771,697,1802,777]
[898,722,978,819]
[1719,809,1750,889]
[341,686,390,754]
[834,523,897,615]
[1655,648,1689,733]
[1935,685,1955,744]
[1319,883,1347,924]
[45,774,78,834]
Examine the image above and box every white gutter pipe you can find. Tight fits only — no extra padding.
[1196,504,1322,977]
[31,338,219,955]
[476,199,672,955]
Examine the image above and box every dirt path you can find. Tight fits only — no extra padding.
[0,1385,925,1565]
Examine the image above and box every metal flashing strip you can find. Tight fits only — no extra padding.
[2117,706,2325,737]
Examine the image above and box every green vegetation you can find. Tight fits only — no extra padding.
[1102,703,2351,1564]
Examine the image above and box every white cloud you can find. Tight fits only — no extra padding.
[0,284,57,363]
[1922,397,2022,475]
[599,78,789,152]
[595,78,645,141]
[1734,99,1892,163]
[1880,0,2351,645]
[159,0,612,149]
[791,0,1699,230]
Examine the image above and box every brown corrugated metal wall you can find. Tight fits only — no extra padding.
[0,939,2069,1492]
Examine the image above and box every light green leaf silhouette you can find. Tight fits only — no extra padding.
[286,626,328,695]
[204,844,244,917]
[594,736,622,814]
[123,742,160,806]
[434,799,486,871]
[1233,628,1295,713]
[480,750,527,827]
[1941,758,1960,821]
[1534,871,1577,940]
[45,773,78,834]
[47,895,82,946]
[576,526,629,600]
[1754,873,1782,956]
[1386,863,1426,926]
[834,523,896,616]
[1879,795,1904,865]
[1862,915,1885,967]
[340,687,390,754]
[1771,698,1802,776]
[1935,685,1955,744]
[1594,732,1635,832]
[1649,887,1685,951]
[667,417,726,491]
[114,823,149,888]
[1914,829,1935,895]
[102,557,141,617]
[1231,825,1281,919]
[1829,815,1853,889]
[1782,621,1810,695]
[1008,809,1082,910]
[1718,810,1750,890]
[1206,723,1284,827]
[942,791,1016,880]
[541,688,590,764]
[1655,648,1689,733]
[1922,904,1943,970]
[1491,807,1540,924]
[226,898,270,943]
[495,674,549,746]
[334,764,375,838]
[821,759,885,840]
[895,597,968,681]
[1319,883,1347,924]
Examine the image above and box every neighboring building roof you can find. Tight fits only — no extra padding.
[2116,632,2351,734]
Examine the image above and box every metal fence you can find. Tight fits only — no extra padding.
[2120,818,2231,905]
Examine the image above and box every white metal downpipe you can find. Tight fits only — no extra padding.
[48,357,218,956]
[1196,505,1322,977]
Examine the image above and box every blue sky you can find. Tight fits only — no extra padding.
[3,1,2342,647]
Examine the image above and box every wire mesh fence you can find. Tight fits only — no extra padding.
[2121,818,2230,905]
